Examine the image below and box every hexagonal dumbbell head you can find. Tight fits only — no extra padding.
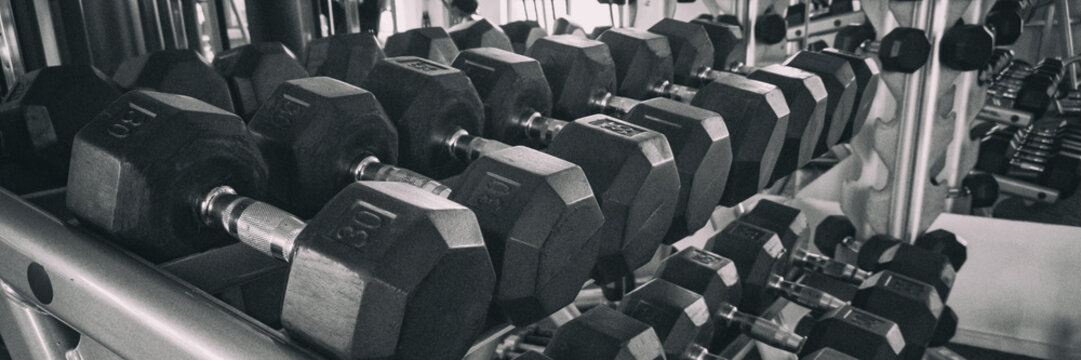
[820,49,880,143]
[384,27,461,65]
[654,247,742,312]
[525,35,617,119]
[0,66,121,178]
[213,42,309,120]
[552,17,587,37]
[449,17,514,52]
[706,220,787,314]
[746,65,828,179]
[502,21,548,54]
[648,18,715,86]
[853,271,944,358]
[986,0,1031,45]
[741,199,806,250]
[450,47,552,146]
[361,57,485,178]
[306,32,386,87]
[547,115,679,284]
[596,28,675,100]
[754,13,788,44]
[878,28,931,73]
[247,77,399,217]
[691,18,744,70]
[689,73,790,206]
[622,98,731,240]
[940,24,994,71]
[619,279,713,358]
[855,235,957,301]
[833,24,876,53]
[813,215,856,255]
[963,172,999,208]
[545,306,666,360]
[451,146,604,325]
[929,305,958,347]
[113,49,235,112]
[801,306,905,360]
[784,52,858,154]
[914,229,967,271]
[67,91,268,263]
[282,181,495,360]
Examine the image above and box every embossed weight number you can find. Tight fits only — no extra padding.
[473,177,513,212]
[108,107,149,138]
[331,208,384,250]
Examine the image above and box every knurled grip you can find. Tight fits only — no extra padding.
[201,186,306,262]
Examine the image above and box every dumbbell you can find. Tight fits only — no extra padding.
[384,27,461,65]
[545,306,864,360]
[938,0,1039,73]
[690,16,745,71]
[645,249,905,360]
[247,76,605,326]
[838,26,933,74]
[452,47,726,244]
[811,218,961,302]
[1013,58,1065,119]
[522,35,788,205]
[212,42,310,120]
[305,31,385,87]
[362,56,680,288]
[448,17,515,52]
[65,90,497,360]
[663,242,940,359]
[502,21,549,54]
[985,0,1033,46]
[0,66,122,194]
[788,271,961,348]
[113,49,235,112]
[767,273,947,359]
[651,19,849,176]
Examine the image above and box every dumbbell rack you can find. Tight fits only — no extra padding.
[2,1,1081,360]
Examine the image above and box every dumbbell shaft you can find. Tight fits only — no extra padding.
[715,303,806,353]
[767,275,848,312]
[200,186,304,262]
[352,156,453,197]
[791,249,872,283]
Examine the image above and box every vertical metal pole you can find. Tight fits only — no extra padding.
[1039,2,1056,59]
[742,0,757,67]
[889,0,933,240]
[904,0,955,241]
[944,1,984,214]
[1057,0,1078,90]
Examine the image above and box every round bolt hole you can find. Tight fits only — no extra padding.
[834,20,842,27]
[27,263,53,304]
[795,30,802,36]
[1038,192,1047,200]
[1010,116,1019,123]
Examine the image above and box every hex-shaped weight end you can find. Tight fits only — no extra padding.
[248,77,398,217]
[361,57,485,178]
[283,181,495,360]
[114,49,234,112]
[384,27,461,65]
[526,35,618,119]
[213,42,309,120]
[67,91,267,262]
